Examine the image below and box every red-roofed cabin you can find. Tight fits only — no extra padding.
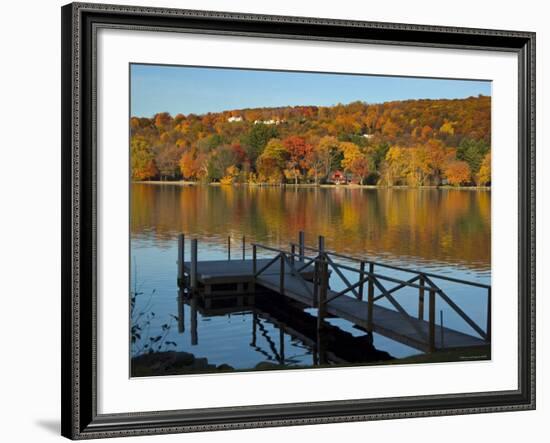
[330,170,347,185]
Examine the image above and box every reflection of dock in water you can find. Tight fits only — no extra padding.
[177,289,393,366]
[177,231,491,355]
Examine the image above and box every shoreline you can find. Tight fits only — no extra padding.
[134,180,491,191]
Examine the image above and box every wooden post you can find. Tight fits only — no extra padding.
[312,259,319,307]
[242,236,246,260]
[317,236,327,329]
[252,245,257,274]
[418,274,425,320]
[279,329,285,364]
[358,261,365,300]
[252,244,257,293]
[486,287,491,342]
[177,233,185,286]
[299,231,305,262]
[291,244,296,266]
[190,238,198,292]
[318,263,328,320]
[190,294,198,346]
[429,288,436,352]
[317,327,326,365]
[279,254,285,295]
[227,235,231,261]
[313,340,319,366]
[251,312,257,346]
[177,288,185,333]
[440,310,444,349]
[367,262,374,331]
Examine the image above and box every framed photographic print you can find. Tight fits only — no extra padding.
[61,2,536,439]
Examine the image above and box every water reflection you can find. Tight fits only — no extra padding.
[131,289,395,377]
[131,184,490,272]
[130,184,491,376]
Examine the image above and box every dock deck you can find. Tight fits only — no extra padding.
[182,258,316,284]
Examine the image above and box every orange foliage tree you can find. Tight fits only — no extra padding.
[444,160,471,186]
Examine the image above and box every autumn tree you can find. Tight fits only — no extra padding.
[220,165,241,185]
[380,146,411,186]
[131,136,158,181]
[339,142,361,173]
[477,152,491,186]
[154,144,182,180]
[130,117,141,133]
[444,160,471,186]
[425,139,450,185]
[256,138,288,184]
[283,136,313,185]
[407,146,431,186]
[154,112,172,131]
[179,150,197,180]
[350,157,370,185]
[179,149,208,181]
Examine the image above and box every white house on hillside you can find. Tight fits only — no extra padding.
[253,119,284,125]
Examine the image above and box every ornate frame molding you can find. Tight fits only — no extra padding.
[61,2,535,439]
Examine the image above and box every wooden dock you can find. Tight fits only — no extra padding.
[177,232,491,354]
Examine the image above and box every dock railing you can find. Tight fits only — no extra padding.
[252,233,491,352]
[178,231,491,352]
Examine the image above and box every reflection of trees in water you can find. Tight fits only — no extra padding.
[131,184,490,269]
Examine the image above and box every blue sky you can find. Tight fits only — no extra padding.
[130,64,491,118]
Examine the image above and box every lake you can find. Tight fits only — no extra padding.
[130,184,491,375]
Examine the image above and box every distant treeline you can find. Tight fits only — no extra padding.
[131,95,491,186]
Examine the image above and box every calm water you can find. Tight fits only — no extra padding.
[130,184,491,375]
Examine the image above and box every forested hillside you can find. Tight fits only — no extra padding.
[130,95,491,186]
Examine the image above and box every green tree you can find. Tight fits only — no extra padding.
[457,138,490,178]
[206,145,239,182]
[241,124,279,166]
[317,136,343,179]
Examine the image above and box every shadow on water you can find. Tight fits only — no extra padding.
[131,290,394,377]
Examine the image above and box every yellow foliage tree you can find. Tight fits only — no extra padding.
[477,152,491,186]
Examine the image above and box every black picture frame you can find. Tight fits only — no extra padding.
[61,2,536,439]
